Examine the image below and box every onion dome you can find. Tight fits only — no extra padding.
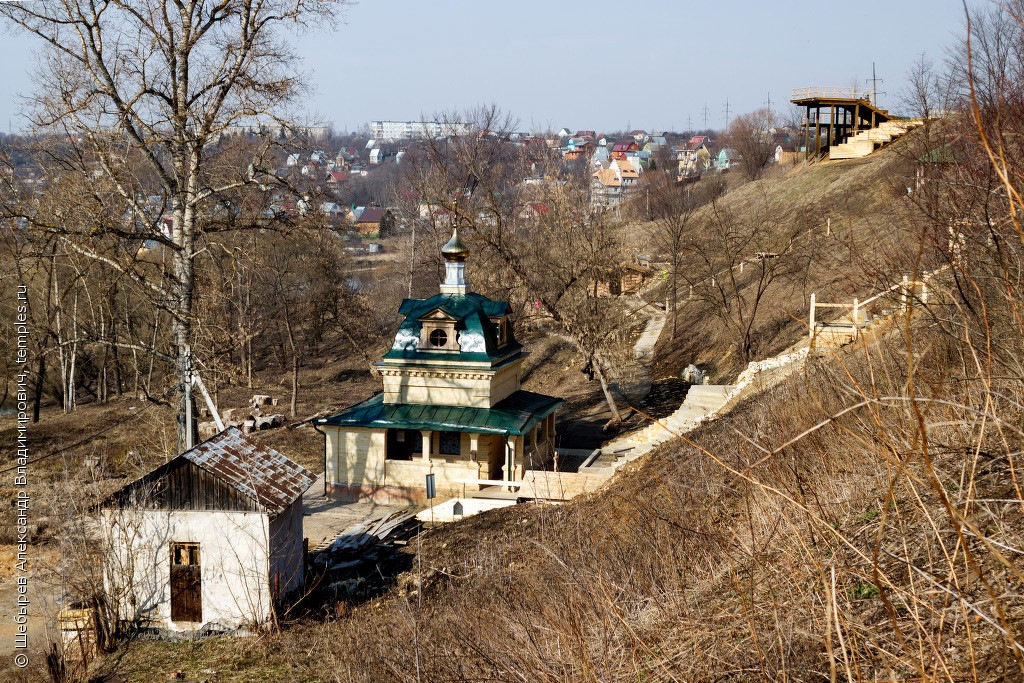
[441,228,470,262]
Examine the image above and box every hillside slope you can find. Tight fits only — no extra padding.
[71,126,1024,683]
[637,138,930,380]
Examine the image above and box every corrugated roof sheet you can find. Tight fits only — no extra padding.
[318,390,562,436]
[179,427,316,516]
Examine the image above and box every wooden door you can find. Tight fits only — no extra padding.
[170,542,202,623]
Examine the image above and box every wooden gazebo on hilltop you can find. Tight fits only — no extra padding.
[791,87,893,160]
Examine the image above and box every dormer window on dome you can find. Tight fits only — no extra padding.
[490,316,508,348]
[419,309,460,352]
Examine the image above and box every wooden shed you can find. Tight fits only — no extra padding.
[102,427,316,635]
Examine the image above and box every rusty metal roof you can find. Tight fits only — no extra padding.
[179,426,316,517]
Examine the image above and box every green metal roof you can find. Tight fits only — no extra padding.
[919,144,955,164]
[318,390,562,436]
[383,292,521,364]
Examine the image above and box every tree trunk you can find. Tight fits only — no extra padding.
[290,354,298,419]
[594,360,623,425]
[283,308,299,418]
[172,167,199,453]
[32,352,44,423]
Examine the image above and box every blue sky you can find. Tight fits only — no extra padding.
[0,0,977,134]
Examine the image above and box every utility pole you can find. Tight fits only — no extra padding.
[686,114,692,132]
[723,98,732,129]
[182,344,195,452]
[701,103,709,130]
[867,62,884,104]
[765,92,774,111]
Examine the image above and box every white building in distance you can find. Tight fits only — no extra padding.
[370,120,473,140]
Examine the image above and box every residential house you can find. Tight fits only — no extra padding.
[644,136,668,153]
[556,127,573,139]
[336,147,359,164]
[564,137,594,161]
[716,148,741,171]
[320,202,346,219]
[592,157,641,208]
[325,171,348,186]
[353,207,395,237]
[610,157,641,184]
[316,230,563,502]
[677,135,712,177]
[611,140,640,160]
[101,428,316,634]
[518,202,551,222]
[630,130,649,143]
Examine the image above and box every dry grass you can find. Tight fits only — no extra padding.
[88,300,1024,682]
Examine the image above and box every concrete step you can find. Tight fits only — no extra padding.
[683,396,728,411]
[687,384,732,397]
[669,407,707,420]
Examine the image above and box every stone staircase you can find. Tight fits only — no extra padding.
[604,384,735,467]
[830,119,925,160]
[616,303,666,402]
[816,305,908,347]
[599,346,811,468]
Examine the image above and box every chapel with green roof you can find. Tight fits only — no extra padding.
[316,229,563,502]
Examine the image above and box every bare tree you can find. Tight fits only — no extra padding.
[646,173,725,336]
[724,108,777,181]
[0,0,343,452]
[682,193,809,363]
[900,53,950,118]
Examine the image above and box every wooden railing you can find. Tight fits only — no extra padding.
[809,266,949,341]
[791,87,873,101]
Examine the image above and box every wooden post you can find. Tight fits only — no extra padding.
[829,104,836,150]
[804,104,811,161]
[853,298,860,339]
[809,292,816,340]
[814,105,822,159]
